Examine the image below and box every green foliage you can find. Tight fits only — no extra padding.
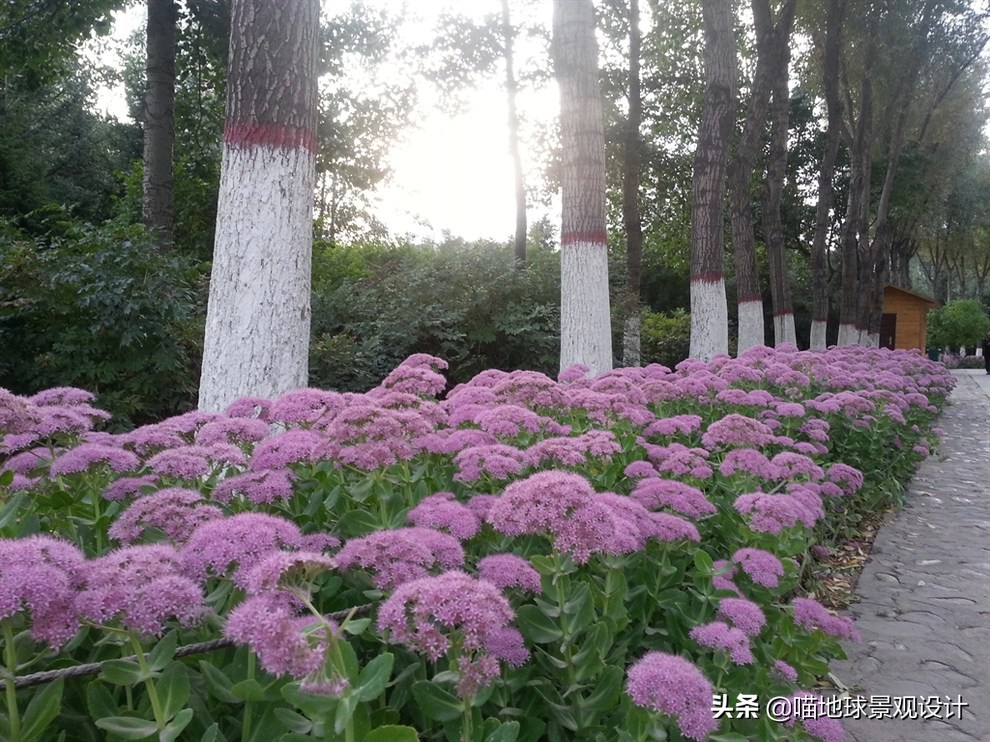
[640,309,691,369]
[0,217,204,427]
[310,239,561,391]
[926,299,990,350]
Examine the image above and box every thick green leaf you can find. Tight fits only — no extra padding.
[147,631,178,672]
[231,679,269,702]
[99,659,149,686]
[410,681,463,722]
[484,721,520,742]
[582,665,623,712]
[20,677,63,742]
[95,716,159,739]
[274,708,313,735]
[561,583,595,635]
[282,682,338,719]
[364,725,419,741]
[355,653,394,702]
[86,680,119,721]
[515,605,563,644]
[156,663,190,720]
[199,723,219,742]
[159,708,193,742]
[197,661,241,704]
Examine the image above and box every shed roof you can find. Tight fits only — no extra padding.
[883,284,939,308]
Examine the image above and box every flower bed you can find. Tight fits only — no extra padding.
[0,346,952,741]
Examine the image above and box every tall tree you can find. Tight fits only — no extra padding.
[689,0,736,361]
[621,0,644,366]
[142,0,178,246]
[553,0,612,375]
[807,0,845,349]
[198,0,319,411]
[728,0,797,352]
[501,0,528,265]
[761,0,797,346]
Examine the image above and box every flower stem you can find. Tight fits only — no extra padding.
[241,651,255,742]
[129,636,166,730]
[461,697,474,742]
[4,623,21,742]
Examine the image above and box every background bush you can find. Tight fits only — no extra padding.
[0,215,204,427]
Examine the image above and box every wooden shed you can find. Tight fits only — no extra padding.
[880,285,938,352]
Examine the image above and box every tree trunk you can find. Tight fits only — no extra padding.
[553,0,613,376]
[809,0,846,350]
[689,0,736,362]
[621,0,644,367]
[142,0,177,247]
[501,0,527,267]
[198,0,319,412]
[762,0,796,347]
[728,0,794,353]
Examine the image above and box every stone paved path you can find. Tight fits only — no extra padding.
[829,369,990,742]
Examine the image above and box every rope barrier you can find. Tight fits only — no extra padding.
[10,604,372,690]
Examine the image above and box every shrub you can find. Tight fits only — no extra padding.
[0,346,951,741]
[0,217,203,427]
[640,308,692,369]
[927,299,990,350]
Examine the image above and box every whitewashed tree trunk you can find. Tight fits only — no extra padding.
[837,323,860,346]
[689,0,736,362]
[773,312,797,347]
[198,0,319,412]
[623,313,642,367]
[737,300,765,352]
[809,319,828,350]
[691,278,729,362]
[553,0,612,376]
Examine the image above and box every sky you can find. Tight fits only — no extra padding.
[91,1,560,243]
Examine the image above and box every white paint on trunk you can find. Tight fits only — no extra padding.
[622,312,641,367]
[736,299,765,353]
[199,143,315,412]
[836,322,860,346]
[864,332,879,348]
[560,241,613,376]
[809,319,827,350]
[690,277,728,362]
[773,312,797,348]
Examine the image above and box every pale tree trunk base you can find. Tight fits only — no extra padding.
[736,300,765,353]
[199,143,315,412]
[773,312,797,348]
[836,322,860,346]
[690,277,728,362]
[809,319,827,350]
[622,312,642,368]
[560,241,613,377]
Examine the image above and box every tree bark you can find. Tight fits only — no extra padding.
[142,0,177,247]
[621,0,644,367]
[689,0,736,362]
[809,0,846,350]
[762,0,796,347]
[501,0,527,267]
[198,0,319,411]
[553,0,613,376]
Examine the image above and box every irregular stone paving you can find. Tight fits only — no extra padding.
[829,370,990,742]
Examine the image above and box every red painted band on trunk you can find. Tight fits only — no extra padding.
[690,272,724,283]
[224,122,318,154]
[771,310,795,318]
[560,230,608,246]
[737,294,763,303]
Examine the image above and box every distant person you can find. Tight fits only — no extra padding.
[983,330,990,374]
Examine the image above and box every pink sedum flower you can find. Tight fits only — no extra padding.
[407,492,480,539]
[625,651,719,741]
[0,536,85,647]
[109,487,223,545]
[477,554,541,594]
[732,547,785,588]
[334,527,465,591]
[689,620,754,664]
[76,544,207,637]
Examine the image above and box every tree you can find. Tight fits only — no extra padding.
[728,0,797,352]
[805,0,845,349]
[689,0,736,362]
[198,0,319,412]
[761,0,797,346]
[142,0,178,246]
[620,0,645,366]
[553,0,612,375]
